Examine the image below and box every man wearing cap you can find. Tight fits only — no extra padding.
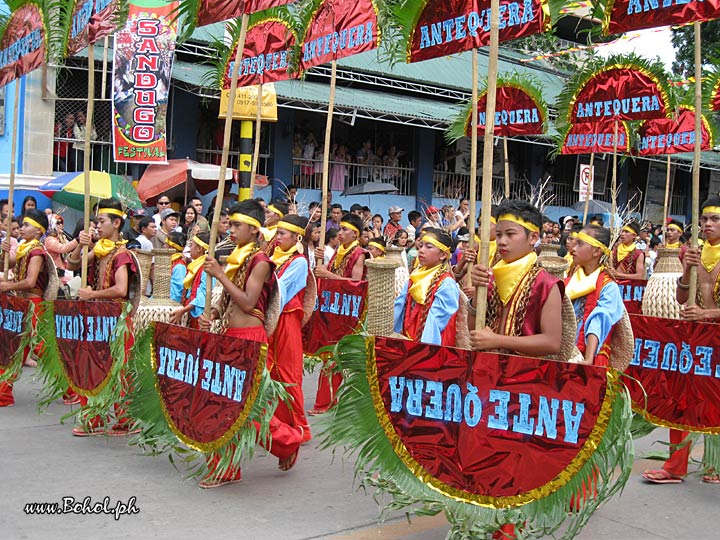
[609,221,645,281]
[384,206,404,240]
[155,207,181,247]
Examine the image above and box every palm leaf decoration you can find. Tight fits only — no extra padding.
[445,73,549,143]
[316,333,635,540]
[55,0,130,59]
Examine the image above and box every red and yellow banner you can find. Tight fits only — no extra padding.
[302,278,367,355]
[300,0,379,70]
[604,0,720,35]
[112,0,178,164]
[626,315,720,433]
[407,0,550,63]
[616,279,645,315]
[370,336,616,505]
[194,0,294,28]
[0,293,30,368]
[466,83,546,137]
[152,322,266,452]
[0,3,45,88]
[561,120,631,154]
[638,107,713,156]
[51,300,124,396]
[66,0,122,56]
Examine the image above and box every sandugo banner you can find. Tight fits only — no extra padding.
[302,278,367,355]
[152,322,266,452]
[112,0,178,164]
[627,314,720,433]
[0,3,45,88]
[66,0,123,56]
[0,293,30,368]
[616,279,646,315]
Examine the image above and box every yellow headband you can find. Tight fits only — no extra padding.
[166,239,184,252]
[98,208,124,218]
[277,221,306,235]
[192,236,209,250]
[498,213,540,233]
[368,241,386,253]
[572,231,610,256]
[420,234,451,253]
[23,217,46,233]
[703,206,720,216]
[667,223,684,233]
[267,205,284,218]
[622,226,637,235]
[229,213,262,229]
[490,216,497,224]
[341,222,360,235]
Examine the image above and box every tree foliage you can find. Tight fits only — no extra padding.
[671,20,720,78]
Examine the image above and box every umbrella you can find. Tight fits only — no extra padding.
[136,158,236,203]
[572,199,613,215]
[341,182,399,196]
[38,171,141,211]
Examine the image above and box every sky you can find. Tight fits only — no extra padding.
[597,27,677,71]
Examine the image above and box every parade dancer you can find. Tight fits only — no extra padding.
[200,200,303,488]
[393,228,460,346]
[643,197,720,485]
[262,200,289,251]
[609,221,646,281]
[0,210,50,406]
[367,236,386,259]
[170,231,212,328]
[268,214,312,442]
[66,198,138,436]
[310,213,368,415]
[454,206,499,280]
[164,231,187,304]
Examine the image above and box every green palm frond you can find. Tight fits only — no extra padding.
[35,301,73,412]
[317,334,635,540]
[173,0,202,42]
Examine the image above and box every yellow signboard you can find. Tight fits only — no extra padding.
[219,83,278,122]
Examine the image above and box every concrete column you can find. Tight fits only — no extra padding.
[412,128,435,210]
[21,69,55,176]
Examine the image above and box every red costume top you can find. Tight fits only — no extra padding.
[90,246,138,301]
[328,245,368,279]
[401,271,457,346]
[612,245,641,275]
[221,250,276,325]
[16,245,49,298]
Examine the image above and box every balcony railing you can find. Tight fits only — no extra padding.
[291,158,414,195]
[195,148,271,178]
[433,170,527,200]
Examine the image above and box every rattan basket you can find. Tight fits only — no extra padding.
[151,248,175,299]
[654,247,683,273]
[135,298,183,332]
[538,243,561,259]
[537,256,569,279]
[44,253,60,301]
[545,294,580,363]
[642,248,682,320]
[609,309,634,371]
[365,258,400,337]
[133,249,153,297]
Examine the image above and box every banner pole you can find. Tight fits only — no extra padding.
[466,48,478,290]
[475,0,500,330]
[662,153,671,241]
[503,136,509,198]
[2,81,20,281]
[318,60,337,249]
[81,46,96,289]
[582,152,594,225]
[249,82,263,198]
[610,119,618,231]
[101,37,109,100]
[688,21,702,305]
[204,13,249,315]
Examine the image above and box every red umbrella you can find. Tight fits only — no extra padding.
[136,158,236,204]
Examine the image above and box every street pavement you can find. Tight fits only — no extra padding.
[2,368,718,540]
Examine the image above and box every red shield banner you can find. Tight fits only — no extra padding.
[467,84,546,137]
[112,1,178,163]
[712,78,720,112]
[0,293,30,368]
[195,0,294,28]
[605,0,720,35]
[370,337,615,505]
[568,66,670,124]
[561,120,630,154]
[222,18,298,89]
[152,322,266,452]
[300,0,378,71]
[0,4,45,88]
[53,300,124,396]
[638,107,712,156]
[626,315,720,433]
[302,278,367,355]
[66,0,121,56]
[616,279,646,315]
[408,0,550,63]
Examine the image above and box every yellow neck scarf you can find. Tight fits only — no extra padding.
[15,239,41,261]
[701,241,720,272]
[183,254,206,289]
[225,242,257,281]
[93,238,127,259]
[564,252,574,264]
[261,226,277,242]
[616,242,636,262]
[171,252,184,264]
[333,240,358,271]
[473,236,497,266]
[565,266,601,301]
[408,263,444,305]
[492,252,537,304]
[271,244,298,268]
[665,241,682,249]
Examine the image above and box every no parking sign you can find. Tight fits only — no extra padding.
[579,164,594,201]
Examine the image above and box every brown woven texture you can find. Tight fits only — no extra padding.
[537,256,569,279]
[609,309,634,371]
[264,281,282,337]
[654,248,683,274]
[538,243,561,259]
[642,273,682,319]
[126,252,143,316]
[134,249,153,296]
[545,294,578,363]
[134,298,182,332]
[365,258,400,337]
[302,274,317,327]
[151,248,174,299]
[44,253,60,301]
[456,290,471,350]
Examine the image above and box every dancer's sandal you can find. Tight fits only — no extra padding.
[641,469,683,484]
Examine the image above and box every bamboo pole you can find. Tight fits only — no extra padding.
[503,136,510,198]
[465,48,479,290]
[318,60,337,249]
[610,119,618,231]
[101,37,109,100]
[662,154,671,241]
[2,81,20,281]
[582,152,595,225]
[81,46,96,288]
[249,82,263,198]
[204,13,249,314]
[688,21,702,305]
[475,0,500,330]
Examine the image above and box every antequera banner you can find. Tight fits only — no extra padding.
[561,120,631,154]
[0,3,45,88]
[66,0,123,56]
[302,278,367,355]
[637,107,713,156]
[112,0,178,163]
[615,279,646,315]
[604,0,720,35]
[0,293,30,368]
[467,83,546,137]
